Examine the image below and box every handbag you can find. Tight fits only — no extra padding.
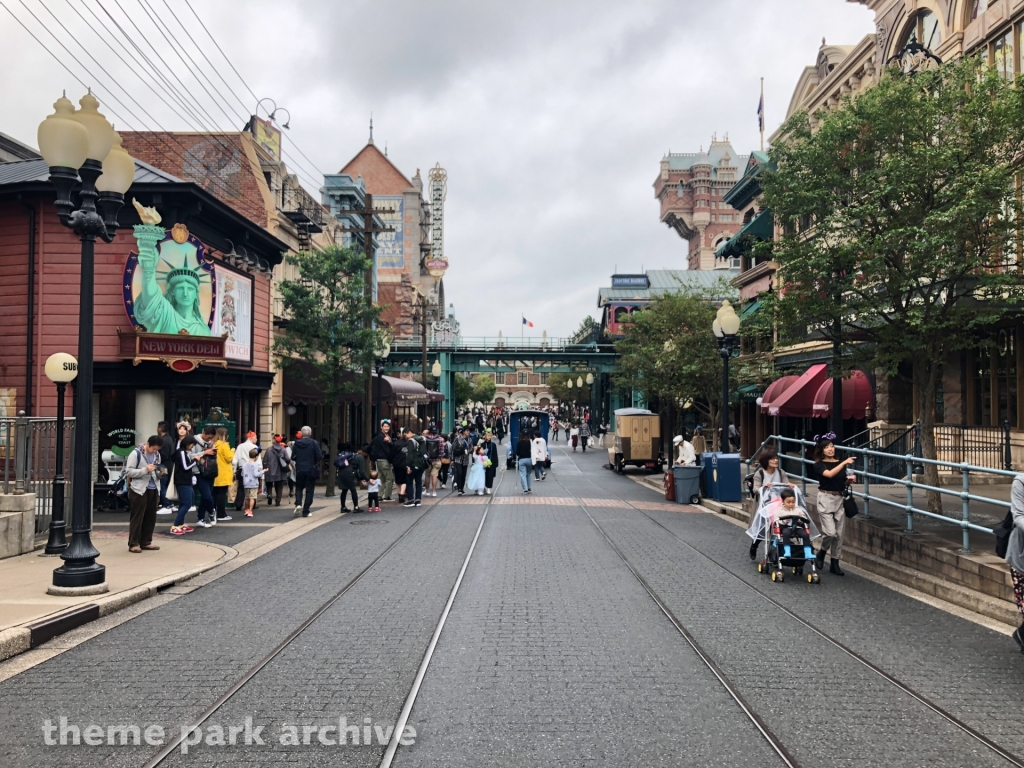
[166,464,178,503]
[842,488,859,518]
[993,510,1014,558]
[310,464,321,481]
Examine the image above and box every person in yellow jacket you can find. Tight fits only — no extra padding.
[212,427,235,521]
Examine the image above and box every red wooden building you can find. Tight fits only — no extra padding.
[0,156,286,485]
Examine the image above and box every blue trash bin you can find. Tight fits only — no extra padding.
[707,452,742,502]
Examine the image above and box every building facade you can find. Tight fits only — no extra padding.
[654,136,748,271]
[0,156,287,488]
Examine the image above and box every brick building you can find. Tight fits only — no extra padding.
[336,136,443,341]
[654,135,748,271]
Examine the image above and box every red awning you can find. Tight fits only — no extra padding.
[760,375,799,414]
[812,370,874,419]
[767,363,829,417]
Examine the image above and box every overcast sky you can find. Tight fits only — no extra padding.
[1,0,875,340]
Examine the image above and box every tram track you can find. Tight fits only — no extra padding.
[544,445,1024,768]
[141,469,506,768]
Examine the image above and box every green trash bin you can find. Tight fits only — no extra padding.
[673,465,702,505]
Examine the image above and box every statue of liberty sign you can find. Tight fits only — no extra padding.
[123,199,216,336]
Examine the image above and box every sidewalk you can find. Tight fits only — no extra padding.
[0,488,362,663]
[636,471,1019,626]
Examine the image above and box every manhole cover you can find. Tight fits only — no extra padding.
[350,519,389,525]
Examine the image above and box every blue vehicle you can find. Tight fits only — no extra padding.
[505,410,552,469]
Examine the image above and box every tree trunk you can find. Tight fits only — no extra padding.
[913,355,942,515]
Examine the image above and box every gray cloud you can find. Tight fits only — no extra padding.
[0,0,874,340]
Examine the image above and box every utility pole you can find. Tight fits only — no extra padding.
[338,192,395,444]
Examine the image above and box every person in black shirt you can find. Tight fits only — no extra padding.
[516,432,533,493]
[812,436,856,576]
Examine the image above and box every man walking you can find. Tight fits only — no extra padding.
[482,429,499,495]
[291,426,323,517]
[579,419,591,453]
[370,420,396,502]
[124,435,164,553]
[402,427,426,507]
[452,426,473,496]
[515,431,533,493]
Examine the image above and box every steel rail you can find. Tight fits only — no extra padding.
[377,470,503,767]
[539,462,800,768]
[550,446,1024,768]
[141,478,496,767]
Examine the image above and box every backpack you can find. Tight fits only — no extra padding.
[405,439,426,471]
[425,438,440,461]
[452,438,466,458]
[276,446,290,470]
[994,510,1014,559]
[334,451,354,470]
[745,469,761,499]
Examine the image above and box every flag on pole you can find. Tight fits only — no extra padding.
[522,316,534,328]
[757,94,764,132]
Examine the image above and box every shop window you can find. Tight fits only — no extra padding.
[518,372,528,385]
[991,29,1014,79]
[972,329,1018,426]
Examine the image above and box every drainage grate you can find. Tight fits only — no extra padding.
[350,519,389,525]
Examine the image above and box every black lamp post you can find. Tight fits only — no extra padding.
[42,353,77,555]
[37,93,134,592]
[712,301,741,453]
[373,341,390,434]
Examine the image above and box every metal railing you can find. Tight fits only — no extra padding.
[389,336,610,353]
[1,414,76,535]
[844,426,915,481]
[747,433,1015,554]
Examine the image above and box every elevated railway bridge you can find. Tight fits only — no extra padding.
[384,336,621,432]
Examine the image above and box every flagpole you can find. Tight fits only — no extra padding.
[760,77,765,152]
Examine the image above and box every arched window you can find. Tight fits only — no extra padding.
[901,9,942,51]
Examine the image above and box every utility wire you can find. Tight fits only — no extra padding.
[179,0,328,180]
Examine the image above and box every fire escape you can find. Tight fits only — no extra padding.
[280,176,324,251]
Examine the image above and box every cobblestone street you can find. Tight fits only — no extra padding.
[1,445,1022,768]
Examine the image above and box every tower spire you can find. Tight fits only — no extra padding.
[368,113,374,145]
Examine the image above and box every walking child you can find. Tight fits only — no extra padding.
[367,470,382,513]
[242,448,265,518]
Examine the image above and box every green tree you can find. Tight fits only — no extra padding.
[758,55,1024,506]
[272,245,384,496]
[471,374,497,405]
[614,282,738,449]
[453,374,475,408]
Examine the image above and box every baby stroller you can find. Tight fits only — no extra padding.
[746,483,821,584]
[96,474,130,513]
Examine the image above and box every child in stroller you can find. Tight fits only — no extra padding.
[747,484,821,584]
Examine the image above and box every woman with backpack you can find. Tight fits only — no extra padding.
[190,426,218,527]
[334,443,364,513]
[262,435,290,506]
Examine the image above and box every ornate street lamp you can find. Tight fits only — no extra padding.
[431,360,442,378]
[42,353,77,556]
[712,300,741,454]
[38,93,133,593]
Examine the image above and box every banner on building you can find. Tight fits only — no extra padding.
[212,268,254,364]
[375,195,404,270]
[251,116,282,161]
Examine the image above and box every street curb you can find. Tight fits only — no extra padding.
[0,540,236,664]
